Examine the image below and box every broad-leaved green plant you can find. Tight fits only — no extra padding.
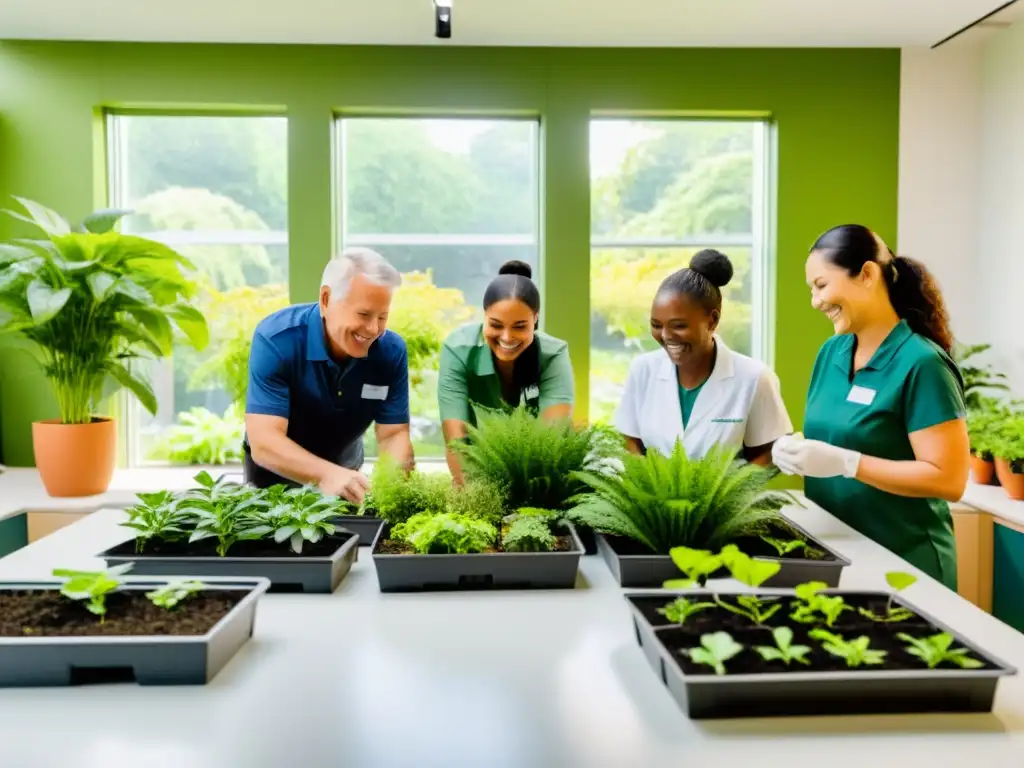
[753,627,811,665]
[146,580,205,609]
[896,632,984,669]
[686,632,744,675]
[53,562,135,622]
[391,512,497,554]
[809,629,886,668]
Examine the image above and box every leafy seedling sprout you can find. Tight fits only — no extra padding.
[858,571,918,623]
[657,596,715,625]
[790,581,851,626]
[753,627,811,666]
[897,632,984,669]
[662,546,723,589]
[686,632,744,676]
[146,580,205,610]
[761,536,807,557]
[809,629,887,668]
[53,563,135,623]
[718,544,782,588]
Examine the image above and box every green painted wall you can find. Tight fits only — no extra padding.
[0,42,901,467]
[0,512,27,559]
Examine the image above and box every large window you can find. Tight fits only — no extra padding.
[589,119,769,424]
[337,117,540,457]
[107,114,289,466]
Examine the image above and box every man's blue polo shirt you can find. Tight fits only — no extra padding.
[244,302,409,479]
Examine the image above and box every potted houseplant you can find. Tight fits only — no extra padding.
[993,414,1024,501]
[566,441,850,587]
[953,341,1009,411]
[0,196,208,496]
[627,546,1015,719]
[966,398,1006,486]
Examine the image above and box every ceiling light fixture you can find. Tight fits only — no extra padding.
[434,0,452,39]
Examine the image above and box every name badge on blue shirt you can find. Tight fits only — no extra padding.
[362,384,389,400]
[847,385,876,406]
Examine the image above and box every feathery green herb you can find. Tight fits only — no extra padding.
[502,515,557,552]
[568,441,791,554]
[369,455,450,525]
[390,512,497,554]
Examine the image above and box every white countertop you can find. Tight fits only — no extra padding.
[1,480,1024,766]
[962,482,1024,529]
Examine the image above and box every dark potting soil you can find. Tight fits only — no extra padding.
[105,533,353,559]
[605,519,832,562]
[0,590,243,637]
[634,593,997,675]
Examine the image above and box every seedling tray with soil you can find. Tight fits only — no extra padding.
[626,586,1016,719]
[372,521,584,592]
[100,533,358,593]
[598,515,850,588]
[0,575,269,687]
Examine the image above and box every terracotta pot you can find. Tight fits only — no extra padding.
[32,418,117,497]
[994,458,1024,502]
[970,454,996,486]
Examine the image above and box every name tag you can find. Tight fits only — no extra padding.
[522,385,540,401]
[847,385,876,406]
[361,384,389,400]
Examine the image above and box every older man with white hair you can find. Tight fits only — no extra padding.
[243,247,413,503]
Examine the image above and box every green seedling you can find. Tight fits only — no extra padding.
[685,632,744,676]
[790,581,851,627]
[754,626,811,665]
[716,594,782,626]
[809,629,886,668]
[761,536,808,557]
[663,546,723,589]
[146,580,205,609]
[53,562,135,622]
[657,596,715,625]
[254,501,337,555]
[502,515,557,553]
[718,544,782,587]
[122,491,191,553]
[859,571,918,623]
[897,632,984,669]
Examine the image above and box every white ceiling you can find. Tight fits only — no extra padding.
[0,0,1021,48]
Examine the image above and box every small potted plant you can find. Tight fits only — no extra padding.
[0,197,208,496]
[993,414,1024,501]
[966,398,1005,486]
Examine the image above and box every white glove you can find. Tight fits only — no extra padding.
[772,434,861,479]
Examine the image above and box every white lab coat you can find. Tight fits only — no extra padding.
[613,338,792,459]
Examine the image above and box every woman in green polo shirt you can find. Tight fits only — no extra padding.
[438,260,575,482]
[773,224,969,590]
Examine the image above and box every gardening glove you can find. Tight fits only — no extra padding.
[772,434,861,479]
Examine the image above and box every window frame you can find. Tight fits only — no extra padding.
[105,110,290,468]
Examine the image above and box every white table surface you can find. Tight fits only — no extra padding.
[1,474,1024,767]
[962,482,1024,529]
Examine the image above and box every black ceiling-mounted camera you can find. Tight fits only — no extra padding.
[434,0,452,39]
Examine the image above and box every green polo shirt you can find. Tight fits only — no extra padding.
[803,320,966,590]
[437,322,575,426]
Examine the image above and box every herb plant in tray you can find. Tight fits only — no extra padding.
[450,403,624,553]
[369,450,585,592]
[0,563,269,687]
[568,441,849,587]
[98,472,359,593]
[626,554,1014,719]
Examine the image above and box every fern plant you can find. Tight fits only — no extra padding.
[368,454,450,526]
[567,441,791,554]
[502,515,557,552]
[451,403,623,512]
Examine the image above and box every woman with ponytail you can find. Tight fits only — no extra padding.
[773,224,969,589]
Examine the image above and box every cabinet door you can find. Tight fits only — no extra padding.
[951,506,992,612]
[993,521,1024,633]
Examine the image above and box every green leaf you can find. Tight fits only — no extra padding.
[10,196,71,235]
[167,303,210,351]
[719,546,781,587]
[78,208,132,234]
[662,578,697,589]
[274,525,298,543]
[886,571,917,592]
[668,546,722,581]
[107,363,157,416]
[86,271,117,302]
[113,276,154,304]
[26,280,72,324]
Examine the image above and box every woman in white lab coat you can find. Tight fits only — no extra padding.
[614,249,792,464]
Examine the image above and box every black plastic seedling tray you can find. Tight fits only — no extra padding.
[599,514,850,588]
[626,588,1016,719]
[371,523,584,592]
[0,577,269,687]
[99,533,358,593]
[329,514,384,546]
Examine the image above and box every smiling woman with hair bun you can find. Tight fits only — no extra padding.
[614,248,792,465]
[437,260,575,483]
